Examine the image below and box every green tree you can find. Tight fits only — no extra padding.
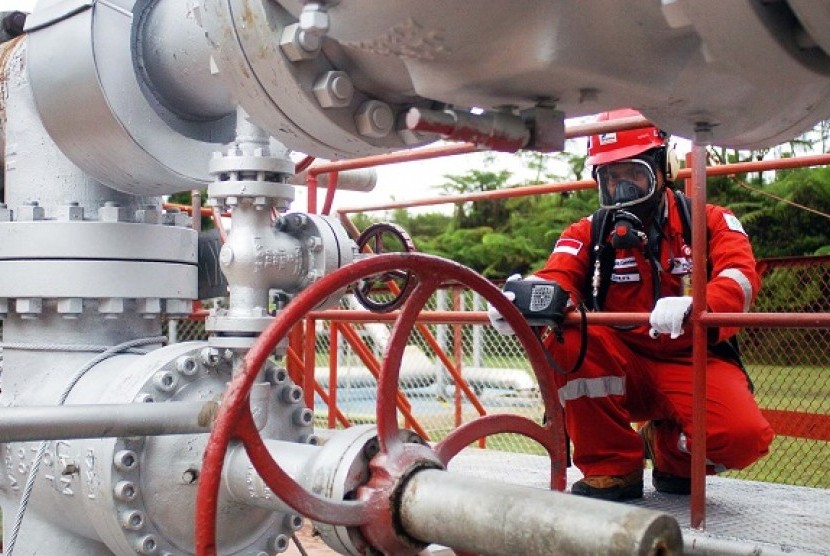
[438,169,512,229]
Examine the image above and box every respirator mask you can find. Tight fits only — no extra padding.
[595,158,660,249]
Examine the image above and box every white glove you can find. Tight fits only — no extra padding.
[487,274,520,336]
[649,296,692,339]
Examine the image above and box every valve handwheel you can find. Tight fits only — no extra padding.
[195,253,567,555]
[353,222,417,312]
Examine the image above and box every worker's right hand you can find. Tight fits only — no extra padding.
[487,274,520,336]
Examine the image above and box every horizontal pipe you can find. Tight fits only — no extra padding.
[309,115,654,177]
[335,153,830,215]
[307,309,830,329]
[223,440,321,514]
[0,401,215,443]
[336,179,596,213]
[399,468,682,556]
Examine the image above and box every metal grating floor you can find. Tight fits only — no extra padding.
[448,449,830,555]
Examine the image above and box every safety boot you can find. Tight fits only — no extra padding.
[640,421,692,495]
[570,469,644,501]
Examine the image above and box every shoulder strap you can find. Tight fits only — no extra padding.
[586,208,616,311]
[672,189,693,245]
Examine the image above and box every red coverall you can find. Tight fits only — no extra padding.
[535,189,774,479]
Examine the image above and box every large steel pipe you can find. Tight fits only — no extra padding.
[399,469,682,556]
[0,401,214,442]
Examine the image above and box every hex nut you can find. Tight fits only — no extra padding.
[59,202,84,221]
[355,100,395,138]
[269,534,290,553]
[153,371,178,393]
[281,385,303,404]
[285,514,304,531]
[292,407,314,426]
[120,510,146,531]
[299,5,329,35]
[17,202,45,221]
[15,298,42,315]
[135,534,159,555]
[313,71,354,108]
[114,450,139,472]
[280,23,321,62]
[98,297,125,315]
[176,356,199,377]
[100,203,129,223]
[114,481,138,501]
[135,207,160,224]
[137,298,162,315]
[200,347,221,367]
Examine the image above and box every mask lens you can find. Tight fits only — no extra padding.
[597,159,656,209]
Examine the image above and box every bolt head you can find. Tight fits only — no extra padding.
[280,23,321,61]
[313,71,354,108]
[355,100,394,138]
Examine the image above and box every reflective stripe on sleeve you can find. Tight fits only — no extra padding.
[717,268,753,312]
[557,376,625,407]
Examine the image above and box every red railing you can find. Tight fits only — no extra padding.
[300,133,830,528]
[174,118,830,530]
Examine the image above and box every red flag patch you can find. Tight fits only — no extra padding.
[552,238,583,256]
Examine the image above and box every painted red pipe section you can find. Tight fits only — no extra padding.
[321,171,339,216]
[334,153,830,216]
[303,318,317,409]
[337,179,596,214]
[307,115,654,178]
[690,142,709,530]
[328,324,338,429]
[295,155,315,174]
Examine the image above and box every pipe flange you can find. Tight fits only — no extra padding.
[83,342,312,555]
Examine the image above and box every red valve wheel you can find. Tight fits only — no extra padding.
[354,222,417,312]
[195,253,566,555]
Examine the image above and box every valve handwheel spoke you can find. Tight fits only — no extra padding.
[195,253,567,555]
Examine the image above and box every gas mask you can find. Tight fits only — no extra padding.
[595,158,661,248]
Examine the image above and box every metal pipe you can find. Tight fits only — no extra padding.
[399,469,683,556]
[308,309,830,328]
[337,179,596,214]
[0,401,215,442]
[334,153,830,215]
[690,137,710,529]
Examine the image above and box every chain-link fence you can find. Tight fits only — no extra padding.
[168,256,830,488]
[729,257,830,487]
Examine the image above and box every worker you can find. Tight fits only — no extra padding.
[488,109,774,500]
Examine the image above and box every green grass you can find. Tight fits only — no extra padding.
[313,362,830,487]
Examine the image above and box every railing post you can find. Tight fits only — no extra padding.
[453,287,463,429]
[690,126,712,530]
[435,289,448,397]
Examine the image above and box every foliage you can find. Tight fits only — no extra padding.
[379,153,597,278]
[344,119,830,278]
[731,166,830,257]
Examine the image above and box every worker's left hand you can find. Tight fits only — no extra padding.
[649,296,692,339]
